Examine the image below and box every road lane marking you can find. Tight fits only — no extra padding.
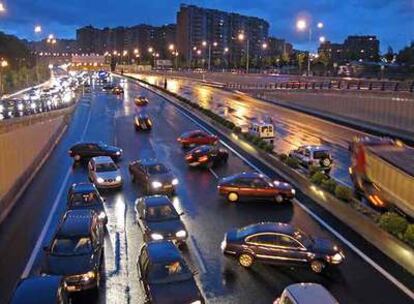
[142,83,414,301]
[209,168,219,179]
[188,236,207,274]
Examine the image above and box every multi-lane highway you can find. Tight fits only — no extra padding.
[0,75,413,303]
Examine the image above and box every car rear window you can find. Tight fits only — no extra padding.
[313,150,330,159]
[70,192,100,207]
[148,260,192,284]
[51,237,92,256]
[96,163,117,172]
[147,164,169,174]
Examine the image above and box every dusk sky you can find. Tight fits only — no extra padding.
[0,0,413,52]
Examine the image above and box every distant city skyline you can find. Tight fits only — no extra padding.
[0,0,413,53]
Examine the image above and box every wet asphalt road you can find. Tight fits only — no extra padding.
[0,76,413,304]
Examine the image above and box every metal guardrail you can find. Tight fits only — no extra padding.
[227,79,414,93]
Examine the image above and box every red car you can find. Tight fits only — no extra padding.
[177,130,218,148]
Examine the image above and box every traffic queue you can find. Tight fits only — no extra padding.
[9,76,343,304]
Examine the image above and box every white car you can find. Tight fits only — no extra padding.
[274,283,339,304]
[88,156,122,189]
[289,145,333,173]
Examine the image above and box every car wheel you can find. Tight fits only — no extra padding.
[310,260,326,273]
[322,158,331,167]
[74,154,81,161]
[275,194,284,204]
[238,253,254,268]
[227,192,239,203]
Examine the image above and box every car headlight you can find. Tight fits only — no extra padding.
[116,151,121,155]
[329,252,344,264]
[172,178,179,186]
[152,181,162,188]
[98,211,107,220]
[220,240,227,252]
[190,301,202,304]
[97,177,105,184]
[82,271,96,281]
[17,104,24,111]
[291,189,296,195]
[115,175,122,182]
[151,233,164,240]
[176,230,186,238]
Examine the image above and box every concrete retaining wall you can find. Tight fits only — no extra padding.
[0,107,73,223]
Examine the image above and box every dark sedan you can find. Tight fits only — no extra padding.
[138,241,204,304]
[42,209,104,293]
[134,113,153,131]
[67,182,107,224]
[10,276,69,304]
[185,145,228,168]
[68,142,123,162]
[102,84,115,91]
[112,86,124,95]
[135,195,187,245]
[135,96,149,106]
[221,222,345,273]
[177,130,218,148]
[129,159,178,195]
[217,172,295,203]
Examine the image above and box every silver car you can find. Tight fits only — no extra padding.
[88,156,123,189]
[274,283,339,304]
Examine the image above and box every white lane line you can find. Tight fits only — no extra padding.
[208,168,219,179]
[188,236,207,274]
[21,169,71,278]
[21,95,93,279]
[154,88,414,301]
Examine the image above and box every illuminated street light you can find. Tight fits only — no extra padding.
[0,2,5,12]
[34,25,42,33]
[169,44,175,51]
[319,36,326,43]
[148,47,154,53]
[296,19,307,31]
[238,32,250,73]
[196,49,202,55]
[224,47,229,53]
[317,22,324,29]
[1,59,8,67]
[238,33,245,41]
[134,48,139,54]
[193,46,197,51]
[213,42,218,47]
[202,41,207,47]
[0,59,8,97]
[123,50,128,56]
[48,34,54,40]
[262,43,268,49]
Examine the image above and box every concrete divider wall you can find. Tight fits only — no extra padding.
[0,107,73,223]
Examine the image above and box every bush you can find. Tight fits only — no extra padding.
[258,141,267,149]
[233,126,242,134]
[321,178,337,194]
[309,165,321,177]
[403,224,414,247]
[379,212,409,238]
[279,153,288,162]
[286,157,299,169]
[252,137,261,145]
[334,185,353,202]
[310,171,327,185]
[264,144,274,153]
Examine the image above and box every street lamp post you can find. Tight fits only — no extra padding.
[33,25,43,82]
[0,59,8,97]
[202,41,217,71]
[238,33,249,73]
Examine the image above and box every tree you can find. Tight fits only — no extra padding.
[385,46,394,63]
[397,41,414,65]
[297,53,306,73]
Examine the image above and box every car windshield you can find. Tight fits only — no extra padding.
[148,260,193,284]
[147,164,169,174]
[96,163,117,172]
[293,229,313,247]
[51,237,92,256]
[313,150,330,159]
[145,204,179,222]
[97,143,108,149]
[70,192,100,207]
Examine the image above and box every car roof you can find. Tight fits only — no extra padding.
[57,209,94,237]
[237,222,296,238]
[137,113,149,118]
[11,276,63,304]
[92,156,114,164]
[70,182,97,193]
[190,145,214,154]
[229,172,264,180]
[146,241,182,263]
[182,130,205,137]
[301,145,330,151]
[143,195,172,207]
[286,283,338,304]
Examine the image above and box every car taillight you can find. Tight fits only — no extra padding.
[199,155,209,162]
[185,155,193,160]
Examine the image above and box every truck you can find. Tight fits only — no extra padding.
[247,118,275,146]
[349,137,414,218]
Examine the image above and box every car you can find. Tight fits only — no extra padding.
[138,241,204,304]
[102,84,114,92]
[185,145,229,168]
[42,209,104,292]
[0,99,18,119]
[67,183,107,224]
[135,96,149,106]
[88,156,123,189]
[10,276,70,304]
[112,86,124,95]
[274,283,339,304]
[221,222,345,273]
[129,159,178,195]
[68,142,123,162]
[217,172,295,203]
[289,145,333,173]
[135,195,187,245]
[134,113,153,130]
[177,130,218,148]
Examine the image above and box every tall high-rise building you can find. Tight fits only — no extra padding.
[177,4,269,67]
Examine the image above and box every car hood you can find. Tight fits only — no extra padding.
[273,181,293,191]
[311,238,340,255]
[149,278,201,304]
[104,145,121,153]
[44,253,95,276]
[146,219,185,236]
[95,171,121,180]
[149,172,174,184]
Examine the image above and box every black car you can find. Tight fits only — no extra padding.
[138,241,204,304]
[221,222,345,273]
[0,99,17,119]
[67,183,107,224]
[69,142,123,162]
[134,113,153,131]
[102,84,115,91]
[135,195,187,245]
[42,209,104,293]
[112,86,124,95]
[185,145,229,168]
[10,276,69,304]
[129,159,178,195]
[135,96,149,106]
